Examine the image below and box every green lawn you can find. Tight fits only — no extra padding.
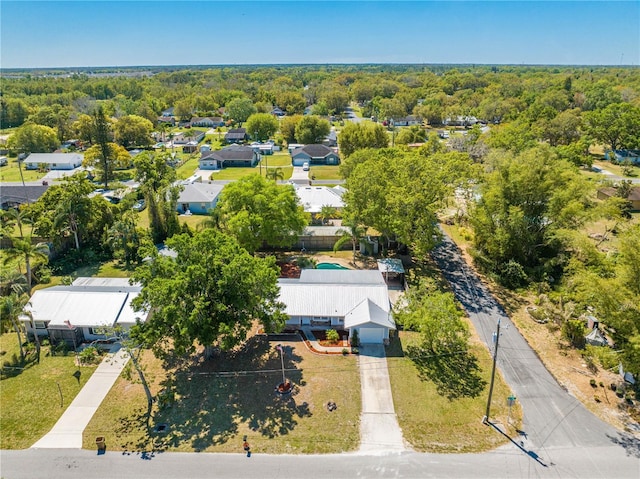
[593,159,638,178]
[83,335,361,453]
[310,165,342,180]
[387,331,519,453]
[0,159,46,182]
[175,155,199,179]
[0,333,98,449]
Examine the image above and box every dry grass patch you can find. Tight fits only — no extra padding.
[83,334,360,453]
[387,330,520,453]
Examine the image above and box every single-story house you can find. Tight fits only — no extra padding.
[444,116,478,127]
[291,144,340,166]
[322,130,338,147]
[199,145,259,169]
[287,143,305,154]
[392,116,422,127]
[157,116,176,126]
[161,107,175,117]
[23,153,83,170]
[605,150,640,165]
[295,185,344,214]
[172,130,206,145]
[176,181,224,214]
[190,116,224,128]
[250,142,274,155]
[296,225,351,251]
[20,277,146,347]
[278,269,394,344]
[597,186,640,211]
[225,128,249,144]
[182,141,200,154]
[1,184,50,209]
[271,107,285,117]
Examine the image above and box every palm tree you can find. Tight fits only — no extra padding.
[318,205,337,225]
[0,293,29,362]
[0,269,28,297]
[333,220,366,265]
[3,237,50,293]
[53,196,90,251]
[2,207,32,239]
[266,167,285,182]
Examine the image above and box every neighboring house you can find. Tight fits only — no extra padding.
[176,181,224,214]
[443,116,478,127]
[278,269,395,344]
[295,185,345,214]
[322,129,338,147]
[20,277,146,347]
[0,184,50,209]
[597,186,640,211]
[291,144,340,166]
[161,107,175,117]
[23,153,83,170]
[224,128,249,144]
[191,116,224,128]
[287,143,305,154]
[199,145,259,169]
[271,107,286,117]
[392,116,422,127]
[250,142,274,155]
[172,130,206,145]
[157,116,176,126]
[605,149,640,165]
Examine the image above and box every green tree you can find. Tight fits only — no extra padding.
[265,167,285,182]
[395,125,427,145]
[245,113,279,141]
[539,109,582,146]
[226,97,257,124]
[133,152,181,244]
[131,229,287,358]
[113,115,154,148]
[173,99,193,122]
[0,98,30,128]
[469,146,593,285]
[338,122,389,158]
[3,238,49,293]
[83,143,131,188]
[583,103,640,151]
[215,174,309,253]
[7,123,59,154]
[333,218,366,264]
[107,210,145,267]
[0,293,29,362]
[72,114,96,144]
[294,116,331,144]
[279,115,302,144]
[276,91,306,115]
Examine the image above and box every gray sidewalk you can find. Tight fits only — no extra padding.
[31,345,130,449]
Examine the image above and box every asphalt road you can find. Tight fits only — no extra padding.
[430,231,639,455]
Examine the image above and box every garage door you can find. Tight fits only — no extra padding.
[358,327,384,344]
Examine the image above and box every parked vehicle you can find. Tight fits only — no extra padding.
[132,199,146,212]
[302,162,310,171]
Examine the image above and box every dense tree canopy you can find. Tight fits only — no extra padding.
[469,146,593,286]
[294,116,331,144]
[7,123,59,153]
[113,114,154,148]
[245,113,279,142]
[215,174,309,253]
[338,122,388,157]
[131,229,287,358]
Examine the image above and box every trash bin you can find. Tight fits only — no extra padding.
[96,436,106,449]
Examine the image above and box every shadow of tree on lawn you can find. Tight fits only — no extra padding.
[406,345,487,400]
[116,335,311,453]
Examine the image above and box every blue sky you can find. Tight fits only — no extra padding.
[1,1,638,68]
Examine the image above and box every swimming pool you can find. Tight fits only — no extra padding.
[316,262,350,270]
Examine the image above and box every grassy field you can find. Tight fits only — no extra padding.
[310,165,342,180]
[0,333,98,449]
[387,330,520,453]
[592,159,638,178]
[83,335,361,453]
[0,159,46,182]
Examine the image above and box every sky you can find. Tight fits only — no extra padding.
[1,1,639,68]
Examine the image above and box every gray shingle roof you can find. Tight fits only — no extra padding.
[0,184,49,206]
[202,146,255,161]
[292,144,335,158]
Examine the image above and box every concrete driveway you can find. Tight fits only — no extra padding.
[289,165,310,185]
[358,344,405,453]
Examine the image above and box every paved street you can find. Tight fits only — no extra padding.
[430,231,638,454]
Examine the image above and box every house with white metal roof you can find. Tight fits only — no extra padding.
[295,185,345,214]
[277,269,395,344]
[20,277,146,347]
[23,153,83,170]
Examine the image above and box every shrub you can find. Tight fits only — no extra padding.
[342,348,349,355]
[589,379,597,388]
[78,346,100,365]
[563,319,586,349]
[326,329,339,344]
[350,329,359,348]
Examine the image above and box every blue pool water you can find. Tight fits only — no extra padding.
[316,262,349,270]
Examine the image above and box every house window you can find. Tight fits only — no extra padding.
[201,203,206,209]
[35,321,48,329]
[52,164,57,167]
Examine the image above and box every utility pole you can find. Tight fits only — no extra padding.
[483,319,501,424]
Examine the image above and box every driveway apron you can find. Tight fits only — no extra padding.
[358,344,405,453]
